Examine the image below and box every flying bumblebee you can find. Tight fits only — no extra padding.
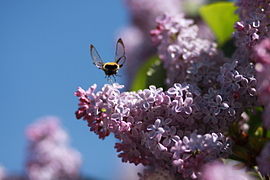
[90,38,126,81]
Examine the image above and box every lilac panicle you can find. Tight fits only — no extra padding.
[234,0,270,50]
[233,0,270,70]
[75,83,231,178]
[150,13,220,87]
[26,117,81,180]
[233,0,270,64]
[201,161,254,180]
[151,13,257,133]
[171,132,230,179]
[234,0,270,129]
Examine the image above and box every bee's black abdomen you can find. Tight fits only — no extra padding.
[102,63,119,76]
[104,64,118,70]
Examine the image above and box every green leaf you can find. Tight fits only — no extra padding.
[199,2,239,46]
[246,107,264,136]
[131,56,166,91]
[146,58,166,90]
[266,129,270,138]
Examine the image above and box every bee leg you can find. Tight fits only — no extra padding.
[108,77,114,84]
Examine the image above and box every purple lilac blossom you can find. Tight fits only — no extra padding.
[256,142,270,176]
[232,0,270,78]
[201,161,254,180]
[75,83,231,179]
[254,38,270,129]
[234,0,270,51]
[151,13,257,133]
[26,117,81,180]
[150,13,220,87]
[231,0,270,101]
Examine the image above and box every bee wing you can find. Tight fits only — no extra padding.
[115,38,126,67]
[90,44,104,69]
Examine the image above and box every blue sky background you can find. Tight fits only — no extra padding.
[0,1,130,179]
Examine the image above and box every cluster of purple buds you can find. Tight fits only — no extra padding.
[75,83,231,178]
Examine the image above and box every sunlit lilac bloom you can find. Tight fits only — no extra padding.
[234,0,270,49]
[233,0,270,65]
[150,13,219,87]
[171,132,230,179]
[256,142,270,176]
[201,161,254,180]
[26,117,81,180]
[151,13,257,132]
[75,83,231,178]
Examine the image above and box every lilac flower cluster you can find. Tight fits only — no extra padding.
[75,83,231,178]
[234,0,270,51]
[26,117,81,180]
[254,38,270,129]
[151,13,257,131]
[150,13,221,87]
[232,0,270,94]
